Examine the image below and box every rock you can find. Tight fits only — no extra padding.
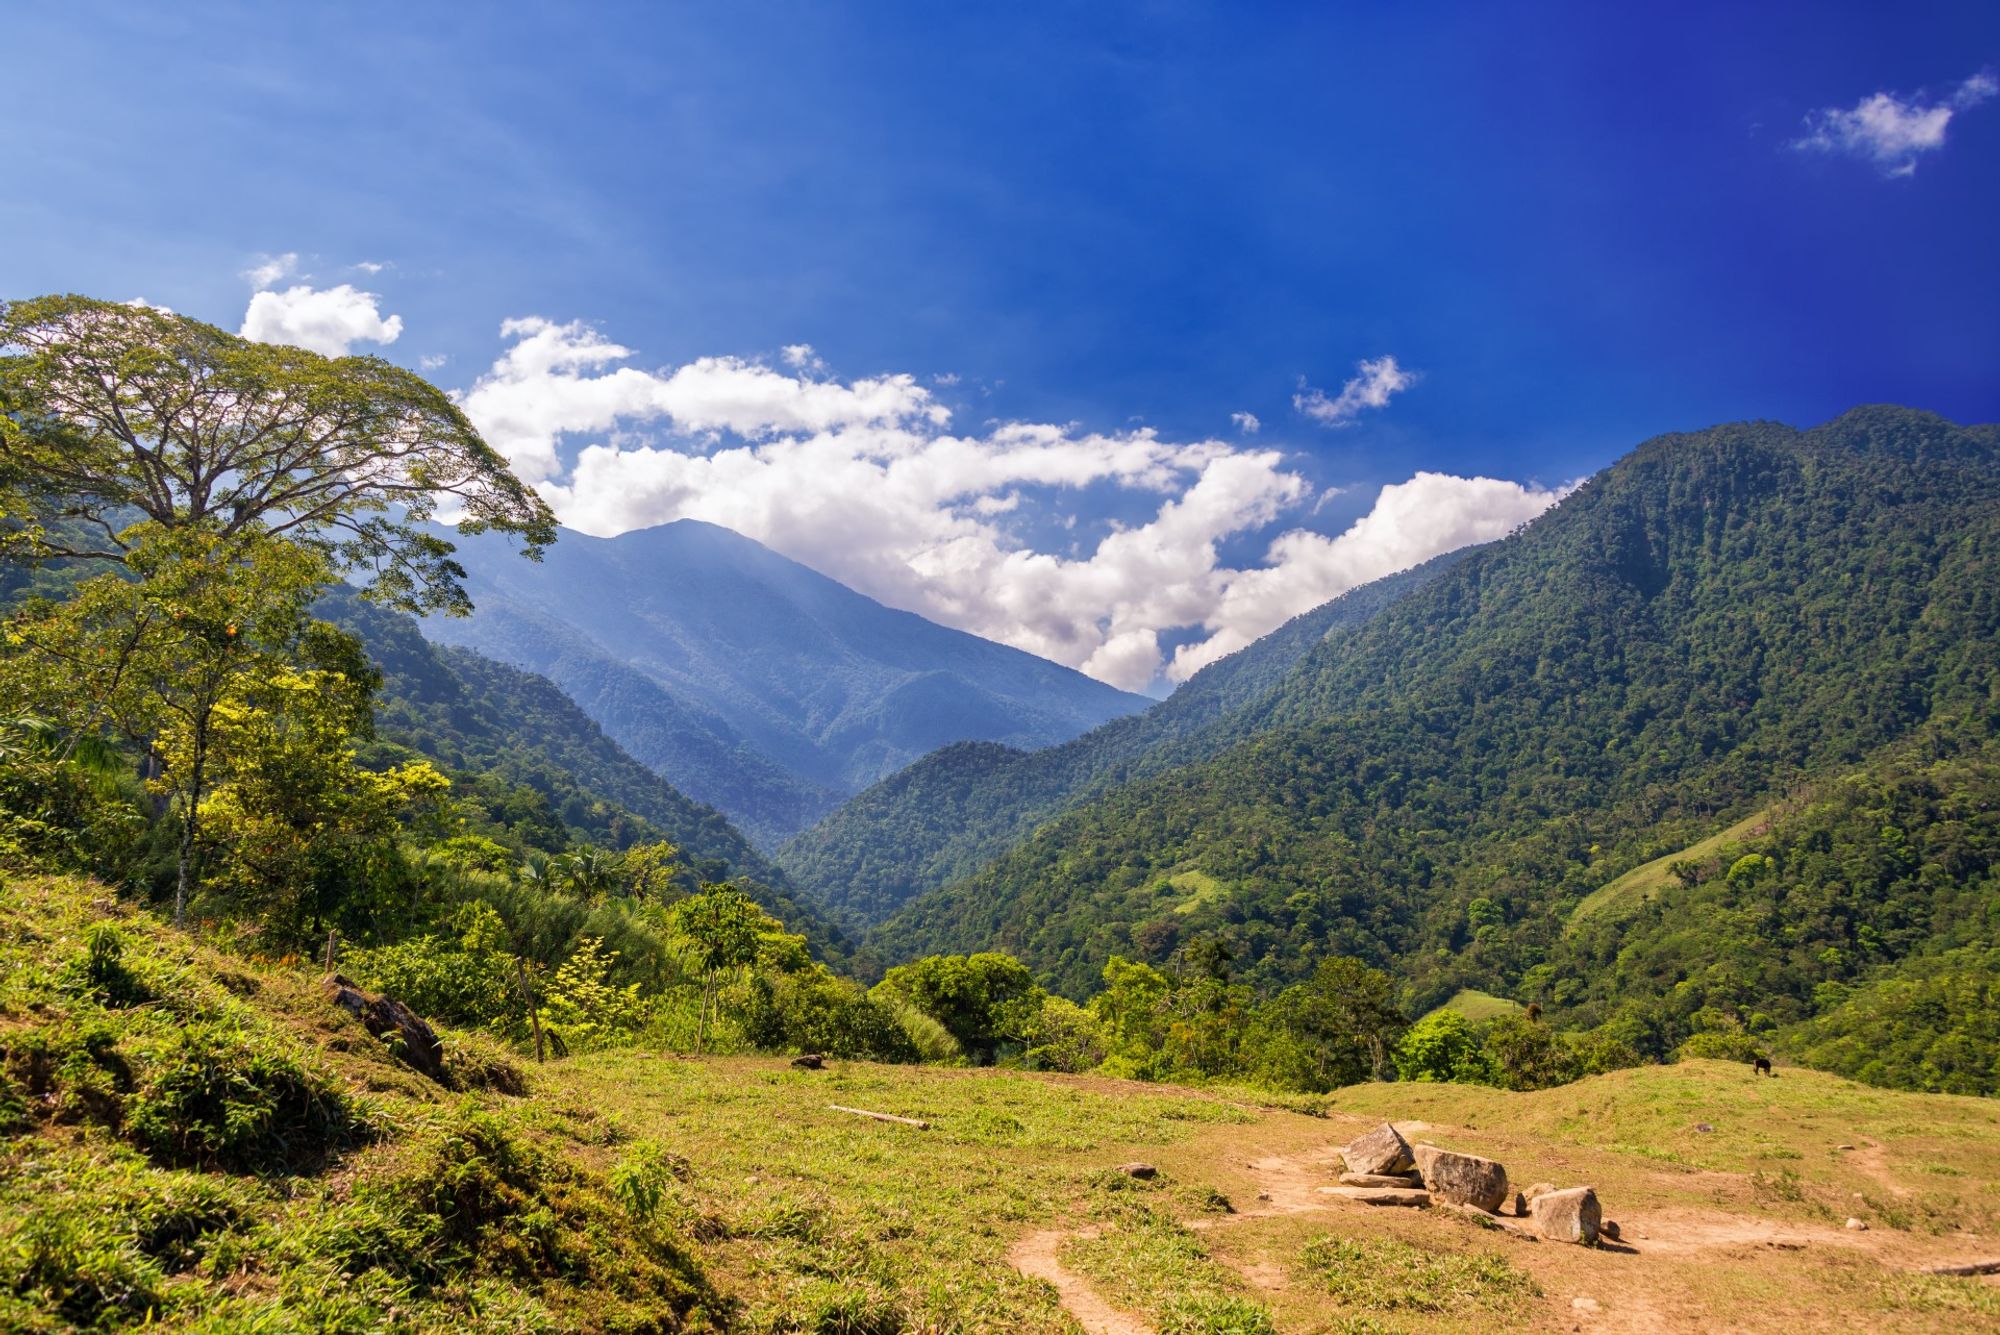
[1573,1296,1601,1313]
[1514,1191,1528,1216]
[1845,1217,1868,1231]
[1522,1181,1557,1207]
[1529,1185,1603,1244]
[1342,1122,1414,1176]
[1836,1143,1856,1151]
[1339,1171,1422,1188]
[324,973,444,1082]
[791,1053,826,1069]
[1115,1162,1157,1180]
[1321,1185,1431,1207]
[1601,1219,1621,1241]
[1694,1123,1715,1133]
[1412,1144,1510,1213]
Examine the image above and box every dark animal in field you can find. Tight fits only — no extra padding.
[1752,1055,1773,1076]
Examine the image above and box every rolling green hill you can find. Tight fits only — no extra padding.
[868,407,2000,1031]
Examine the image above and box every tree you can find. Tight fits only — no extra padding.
[667,884,769,1052]
[871,952,1041,1065]
[0,295,553,614]
[1249,957,1406,1092]
[3,525,335,922]
[1392,1010,1498,1084]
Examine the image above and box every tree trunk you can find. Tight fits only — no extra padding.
[173,718,209,928]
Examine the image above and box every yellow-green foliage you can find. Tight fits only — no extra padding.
[0,875,710,1332]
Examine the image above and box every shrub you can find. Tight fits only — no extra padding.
[126,1022,367,1173]
[3,1210,168,1330]
[1391,1011,1498,1084]
[739,971,919,1062]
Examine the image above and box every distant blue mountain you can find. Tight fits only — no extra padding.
[421,520,1149,848]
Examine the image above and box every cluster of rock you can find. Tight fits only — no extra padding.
[1328,1122,1613,1245]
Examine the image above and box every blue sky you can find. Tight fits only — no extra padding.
[6,2,1998,689]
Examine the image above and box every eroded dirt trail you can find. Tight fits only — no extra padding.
[1007,1226,1151,1335]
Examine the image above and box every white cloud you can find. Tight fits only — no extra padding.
[354,260,388,275]
[243,252,299,290]
[1166,471,1571,679]
[419,353,450,371]
[1295,356,1417,426]
[1793,69,1996,176]
[453,319,1560,691]
[1231,411,1261,434]
[240,283,404,357]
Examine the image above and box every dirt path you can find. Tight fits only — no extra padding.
[1845,1141,1910,1198]
[1007,1227,1151,1335]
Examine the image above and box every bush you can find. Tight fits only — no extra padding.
[2,1210,167,1330]
[1391,1012,1497,1085]
[739,971,919,1062]
[126,1022,368,1173]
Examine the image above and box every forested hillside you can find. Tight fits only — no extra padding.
[424,519,1149,846]
[779,552,1470,931]
[871,407,2000,1056]
[325,591,848,959]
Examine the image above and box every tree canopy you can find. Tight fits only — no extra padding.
[0,294,554,614]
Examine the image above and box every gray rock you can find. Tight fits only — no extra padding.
[1341,1122,1414,1176]
[1529,1185,1603,1244]
[1321,1185,1431,1207]
[1514,1191,1529,1216]
[1413,1143,1510,1213]
[1339,1171,1422,1188]
[1845,1217,1868,1231]
[1115,1162,1157,1179]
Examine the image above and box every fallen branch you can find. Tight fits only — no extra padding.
[828,1104,931,1130]
[1917,1259,2000,1277]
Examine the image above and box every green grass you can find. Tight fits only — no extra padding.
[1062,1208,1275,1334]
[10,872,2000,1332]
[1163,869,1230,916]
[1567,805,1776,929]
[1422,989,1524,1023]
[1295,1234,1539,1315]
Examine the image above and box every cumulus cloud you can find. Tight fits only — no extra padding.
[1295,356,1417,426]
[1793,69,1996,176]
[240,283,404,357]
[1166,471,1571,679]
[243,252,299,289]
[1231,411,1261,434]
[453,319,1561,690]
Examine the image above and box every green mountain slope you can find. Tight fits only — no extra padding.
[870,407,2000,1004]
[325,590,849,959]
[777,552,1468,932]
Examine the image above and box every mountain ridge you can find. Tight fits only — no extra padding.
[419,518,1150,847]
[864,406,2000,1009]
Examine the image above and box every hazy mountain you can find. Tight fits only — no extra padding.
[326,589,848,960]
[419,519,1149,848]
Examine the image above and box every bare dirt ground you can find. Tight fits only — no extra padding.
[1009,1110,2000,1335]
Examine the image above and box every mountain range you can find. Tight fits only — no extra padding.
[852,405,2000,1022]
[416,519,1149,848]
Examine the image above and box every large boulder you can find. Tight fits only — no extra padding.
[1412,1144,1510,1213]
[1342,1122,1415,1176]
[325,973,445,1082]
[1529,1186,1602,1244]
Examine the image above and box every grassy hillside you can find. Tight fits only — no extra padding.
[871,408,2000,1028]
[5,873,1996,1333]
[778,552,1469,935]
